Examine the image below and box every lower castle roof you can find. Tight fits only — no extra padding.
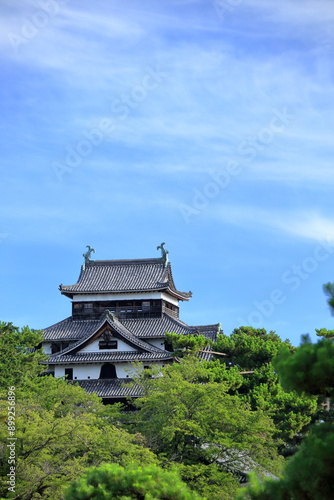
[46,351,173,364]
[74,378,145,398]
[43,314,220,342]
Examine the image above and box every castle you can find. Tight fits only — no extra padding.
[42,244,221,402]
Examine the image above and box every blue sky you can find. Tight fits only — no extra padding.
[1,0,334,345]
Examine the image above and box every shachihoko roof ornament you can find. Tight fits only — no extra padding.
[82,245,95,270]
[157,242,169,267]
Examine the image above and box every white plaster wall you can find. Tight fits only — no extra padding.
[146,339,165,349]
[161,292,179,306]
[79,338,136,352]
[43,342,76,354]
[53,361,167,381]
[116,364,136,378]
[55,365,68,378]
[72,291,179,306]
[55,364,102,380]
[117,362,166,378]
[74,365,102,379]
[42,342,52,354]
[54,363,134,380]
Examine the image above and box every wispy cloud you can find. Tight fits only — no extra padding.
[244,0,334,25]
[213,205,334,242]
[1,0,334,345]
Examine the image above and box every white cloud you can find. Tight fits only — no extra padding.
[213,205,334,242]
[280,213,334,242]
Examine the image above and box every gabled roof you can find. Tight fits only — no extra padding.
[51,311,170,357]
[59,258,192,300]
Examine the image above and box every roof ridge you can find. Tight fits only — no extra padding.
[190,322,221,329]
[86,258,163,266]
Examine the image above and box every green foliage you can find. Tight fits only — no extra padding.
[0,322,47,387]
[212,329,315,449]
[236,473,288,500]
[131,357,283,476]
[20,375,123,422]
[238,423,334,500]
[197,359,244,389]
[0,320,322,500]
[281,421,334,499]
[165,332,211,356]
[213,327,293,370]
[64,463,202,500]
[274,335,334,397]
[315,327,334,339]
[241,326,334,499]
[243,365,317,447]
[177,463,239,500]
[323,281,334,314]
[0,377,157,499]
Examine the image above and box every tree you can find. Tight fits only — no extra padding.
[0,376,157,499]
[239,335,334,499]
[165,332,211,357]
[315,327,334,339]
[315,282,334,338]
[211,328,316,452]
[124,355,285,498]
[212,327,293,371]
[130,357,283,476]
[274,335,334,402]
[0,322,46,388]
[237,423,334,500]
[323,281,334,315]
[176,463,239,500]
[64,463,202,500]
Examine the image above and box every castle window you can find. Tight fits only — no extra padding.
[51,342,69,354]
[52,342,61,354]
[65,368,73,380]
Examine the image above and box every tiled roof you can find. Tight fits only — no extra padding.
[42,314,220,344]
[56,311,170,356]
[46,351,173,364]
[122,315,190,337]
[60,259,192,300]
[102,313,167,353]
[74,378,145,398]
[199,345,214,362]
[43,317,100,341]
[123,315,220,341]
